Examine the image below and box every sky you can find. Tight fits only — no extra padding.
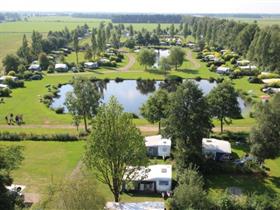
[1,0,280,13]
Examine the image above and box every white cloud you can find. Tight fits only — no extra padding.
[1,0,280,13]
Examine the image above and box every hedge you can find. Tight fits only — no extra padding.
[0,132,82,141]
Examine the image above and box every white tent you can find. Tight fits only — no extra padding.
[145,135,171,158]
[84,62,98,69]
[216,66,230,74]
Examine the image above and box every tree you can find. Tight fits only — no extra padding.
[170,24,175,37]
[73,30,79,65]
[163,80,212,169]
[84,48,93,61]
[141,89,169,133]
[168,47,185,70]
[183,23,189,39]
[84,97,148,202]
[137,48,156,70]
[0,146,24,210]
[17,34,31,64]
[65,77,101,132]
[31,31,43,57]
[38,52,49,70]
[159,57,171,76]
[250,93,280,163]
[91,29,98,59]
[156,24,161,36]
[128,24,134,36]
[2,54,21,74]
[207,81,241,133]
[169,165,209,210]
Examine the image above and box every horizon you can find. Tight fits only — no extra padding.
[1,0,280,14]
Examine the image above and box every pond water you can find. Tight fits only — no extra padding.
[50,80,248,116]
[154,49,170,67]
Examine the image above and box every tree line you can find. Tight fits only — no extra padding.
[184,16,280,73]
[112,14,182,23]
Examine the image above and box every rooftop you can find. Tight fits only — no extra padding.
[202,138,231,154]
[145,135,171,147]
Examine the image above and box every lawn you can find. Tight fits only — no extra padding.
[0,141,84,193]
[207,144,280,196]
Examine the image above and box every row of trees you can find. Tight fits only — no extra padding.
[185,16,280,72]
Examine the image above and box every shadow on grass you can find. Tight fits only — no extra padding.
[176,68,199,75]
[123,191,162,199]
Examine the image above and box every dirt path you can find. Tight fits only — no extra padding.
[186,49,201,69]
[118,53,136,71]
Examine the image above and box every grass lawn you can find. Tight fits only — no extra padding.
[0,141,84,193]
[0,140,162,203]
[207,144,280,197]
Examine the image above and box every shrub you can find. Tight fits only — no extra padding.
[8,71,16,76]
[0,88,12,97]
[4,79,24,88]
[115,77,124,83]
[194,76,202,81]
[55,107,64,114]
[209,64,216,72]
[0,132,81,141]
[209,77,215,83]
[248,76,263,84]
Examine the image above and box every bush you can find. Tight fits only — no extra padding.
[194,76,201,81]
[8,71,16,76]
[258,72,279,79]
[54,107,64,114]
[0,88,12,97]
[248,76,263,84]
[4,79,24,88]
[209,77,215,83]
[0,132,80,141]
[115,77,124,83]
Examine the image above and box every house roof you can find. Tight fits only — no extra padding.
[124,165,172,181]
[145,135,171,147]
[202,138,231,154]
[0,76,17,81]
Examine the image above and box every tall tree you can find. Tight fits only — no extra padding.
[0,146,24,210]
[31,30,43,57]
[91,29,97,59]
[183,23,189,39]
[168,47,185,70]
[141,89,169,132]
[207,81,241,133]
[65,77,101,132]
[163,80,212,169]
[170,24,175,37]
[250,93,280,163]
[156,24,161,36]
[84,97,148,202]
[17,34,31,64]
[137,48,156,70]
[128,24,134,36]
[73,30,79,65]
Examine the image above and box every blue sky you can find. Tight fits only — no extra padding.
[1,0,280,13]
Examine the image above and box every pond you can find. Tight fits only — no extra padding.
[50,80,249,116]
